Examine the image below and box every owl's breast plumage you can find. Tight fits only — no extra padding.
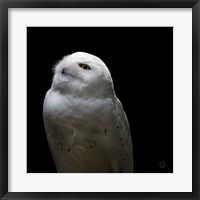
[43,89,130,172]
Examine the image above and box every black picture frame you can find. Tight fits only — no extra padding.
[0,0,199,199]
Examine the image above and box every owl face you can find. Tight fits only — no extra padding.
[52,52,114,97]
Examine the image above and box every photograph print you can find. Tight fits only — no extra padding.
[27,27,173,173]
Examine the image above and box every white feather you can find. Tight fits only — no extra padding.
[43,52,133,173]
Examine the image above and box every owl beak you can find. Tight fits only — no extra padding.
[62,68,66,75]
[61,68,75,79]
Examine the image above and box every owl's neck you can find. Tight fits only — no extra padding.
[52,81,115,99]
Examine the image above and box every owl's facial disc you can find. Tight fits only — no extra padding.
[52,52,114,97]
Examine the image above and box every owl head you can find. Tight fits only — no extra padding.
[51,52,115,98]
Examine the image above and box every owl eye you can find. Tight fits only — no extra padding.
[79,63,91,70]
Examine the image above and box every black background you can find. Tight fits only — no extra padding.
[27,27,173,173]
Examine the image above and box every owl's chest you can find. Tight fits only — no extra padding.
[44,90,115,128]
[44,91,124,172]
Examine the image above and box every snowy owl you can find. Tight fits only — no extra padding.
[43,52,133,173]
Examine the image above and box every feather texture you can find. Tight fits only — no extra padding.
[43,52,133,173]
